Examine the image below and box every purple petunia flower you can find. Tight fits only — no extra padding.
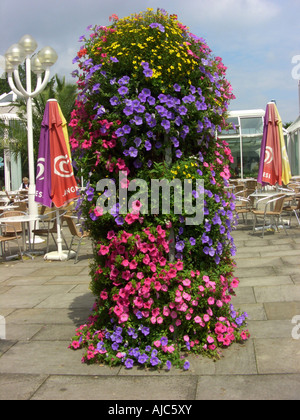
[135,311,143,319]
[147,96,156,105]
[161,336,168,346]
[115,127,124,137]
[166,360,172,370]
[173,83,181,92]
[118,86,128,96]
[140,326,150,336]
[142,88,151,97]
[123,106,133,116]
[134,137,142,147]
[175,150,182,158]
[158,93,168,103]
[138,353,149,364]
[175,240,185,252]
[89,212,97,221]
[110,96,120,106]
[133,159,142,169]
[183,361,190,371]
[112,342,119,351]
[189,237,196,246]
[115,216,124,225]
[175,116,183,126]
[128,147,138,157]
[125,358,134,369]
[161,120,170,131]
[197,121,204,133]
[143,68,153,77]
[171,136,179,147]
[155,105,167,116]
[182,94,195,103]
[145,141,152,151]
[201,233,209,244]
[132,115,143,125]
[178,106,187,116]
[92,83,100,93]
[150,357,160,366]
[123,125,131,134]
[118,76,130,85]
[149,22,165,32]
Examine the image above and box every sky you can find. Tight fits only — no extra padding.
[1,0,300,123]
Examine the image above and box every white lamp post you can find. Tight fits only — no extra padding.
[5,35,57,233]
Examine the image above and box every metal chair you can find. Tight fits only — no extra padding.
[63,214,89,264]
[251,194,288,237]
[32,209,68,253]
[0,211,25,262]
[235,188,255,224]
[283,198,300,227]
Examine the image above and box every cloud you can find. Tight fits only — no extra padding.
[0,0,299,122]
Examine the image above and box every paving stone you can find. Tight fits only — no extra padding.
[214,341,257,375]
[247,320,294,338]
[30,374,198,400]
[5,308,92,326]
[195,374,300,400]
[264,302,300,320]
[237,276,292,288]
[0,373,48,400]
[255,338,300,374]
[35,292,95,309]
[45,275,91,285]
[0,285,74,308]
[1,276,54,286]
[233,303,267,321]
[231,287,256,304]
[0,341,121,375]
[234,266,276,278]
[234,257,284,268]
[254,285,300,303]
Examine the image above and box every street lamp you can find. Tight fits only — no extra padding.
[5,35,57,231]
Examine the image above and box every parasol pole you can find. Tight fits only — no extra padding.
[44,207,76,261]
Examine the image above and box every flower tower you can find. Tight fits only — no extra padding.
[69,9,249,370]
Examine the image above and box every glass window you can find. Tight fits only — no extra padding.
[293,131,299,175]
[240,117,263,135]
[221,117,239,135]
[241,136,262,178]
[226,138,241,178]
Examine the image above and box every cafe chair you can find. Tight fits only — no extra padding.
[63,214,89,264]
[283,198,300,227]
[251,194,288,238]
[235,189,255,224]
[0,211,25,262]
[13,201,28,213]
[32,209,68,253]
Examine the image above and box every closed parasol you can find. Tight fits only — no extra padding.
[35,99,78,260]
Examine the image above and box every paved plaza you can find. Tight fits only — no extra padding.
[0,220,300,400]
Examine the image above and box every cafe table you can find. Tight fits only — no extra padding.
[249,190,295,233]
[0,214,42,258]
[0,205,18,212]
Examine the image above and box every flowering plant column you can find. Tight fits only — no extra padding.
[69,9,249,370]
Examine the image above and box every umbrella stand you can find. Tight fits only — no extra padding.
[44,209,76,261]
